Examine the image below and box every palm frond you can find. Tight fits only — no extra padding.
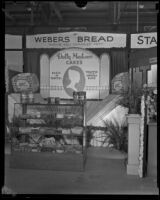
[103,118,128,153]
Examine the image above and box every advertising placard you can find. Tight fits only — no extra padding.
[50,48,100,99]
[131,32,157,48]
[26,32,126,49]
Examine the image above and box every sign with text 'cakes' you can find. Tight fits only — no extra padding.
[111,72,129,94]
[50,48,99,99]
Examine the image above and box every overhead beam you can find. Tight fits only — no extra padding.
[49,2,63,22]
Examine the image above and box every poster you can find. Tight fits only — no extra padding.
[50,48,100,99]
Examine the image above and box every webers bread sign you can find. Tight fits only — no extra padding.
[26,32,126,48]
[131,32,157,48]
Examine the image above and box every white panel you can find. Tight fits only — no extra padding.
[5,34,22,49]
[26,32,127,48]
[148,64,157,87]
[40,54,50,98]
[100,53,110,99]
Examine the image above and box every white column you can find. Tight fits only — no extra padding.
[127,114,141,175]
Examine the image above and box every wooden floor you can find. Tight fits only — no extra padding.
[4,146,158,195]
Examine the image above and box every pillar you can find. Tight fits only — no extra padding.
[127,114,141,175]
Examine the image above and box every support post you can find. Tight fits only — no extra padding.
[127,114,141,175]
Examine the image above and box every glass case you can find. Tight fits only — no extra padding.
[10,103,86,171]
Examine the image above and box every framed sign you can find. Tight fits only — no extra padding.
[49,48,100,99]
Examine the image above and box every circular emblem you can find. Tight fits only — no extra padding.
[63,66,85,97]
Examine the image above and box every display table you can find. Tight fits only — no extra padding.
[10,103,87,171]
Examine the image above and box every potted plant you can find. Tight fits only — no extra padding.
[102,119,128,153]
[143,85,157,177]
[143,84,157,123]
[117,87,142,114]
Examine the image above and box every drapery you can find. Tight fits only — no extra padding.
[110,49,128,79]
[130,47,157,68]
[24,51,40,78]
[24,49,128,83]
[24,51,40,92]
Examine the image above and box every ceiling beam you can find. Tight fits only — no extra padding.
[49,2,63,22]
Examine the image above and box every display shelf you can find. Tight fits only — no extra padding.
[10,102,86,171]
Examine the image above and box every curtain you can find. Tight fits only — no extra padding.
[24,51,39,77]
[110,49,128,79]
[130,47,157,68]
[24,51,40,92]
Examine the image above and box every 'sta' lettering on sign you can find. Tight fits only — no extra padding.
[137,35,157,45]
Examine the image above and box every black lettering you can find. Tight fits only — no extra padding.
[107,36,113,42]
[34,37,42,42]
[150,36,157,45]
[64,37,70,42]
[73,53,77,58]
[77,36,83,42]
[53,37,58,42]
[43,37,47,42]
[91,36,97,42]
[137,35,143,44]
[144,36,150,44]
[98,36,106,42]
[58,37,63,42]
[84,36,90,42]
[48,37,52,42]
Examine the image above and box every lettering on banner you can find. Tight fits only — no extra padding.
[137,35,157,45]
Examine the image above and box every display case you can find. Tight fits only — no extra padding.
[10,103,87,171]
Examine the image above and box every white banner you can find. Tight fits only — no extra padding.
[26,32,126,49]
[49,48,100,99]
[131,32,157,49]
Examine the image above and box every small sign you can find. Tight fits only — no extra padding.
[131,32,157,49]
[12,73,39,93]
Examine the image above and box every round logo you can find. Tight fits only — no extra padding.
[63,66,85,97]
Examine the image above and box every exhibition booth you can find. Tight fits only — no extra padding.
[5,31,157,177]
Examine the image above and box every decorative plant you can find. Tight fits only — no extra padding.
[102,118,128,153]
[143,84,157,122]
[86,126,94,147]
[117,87,142,114]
